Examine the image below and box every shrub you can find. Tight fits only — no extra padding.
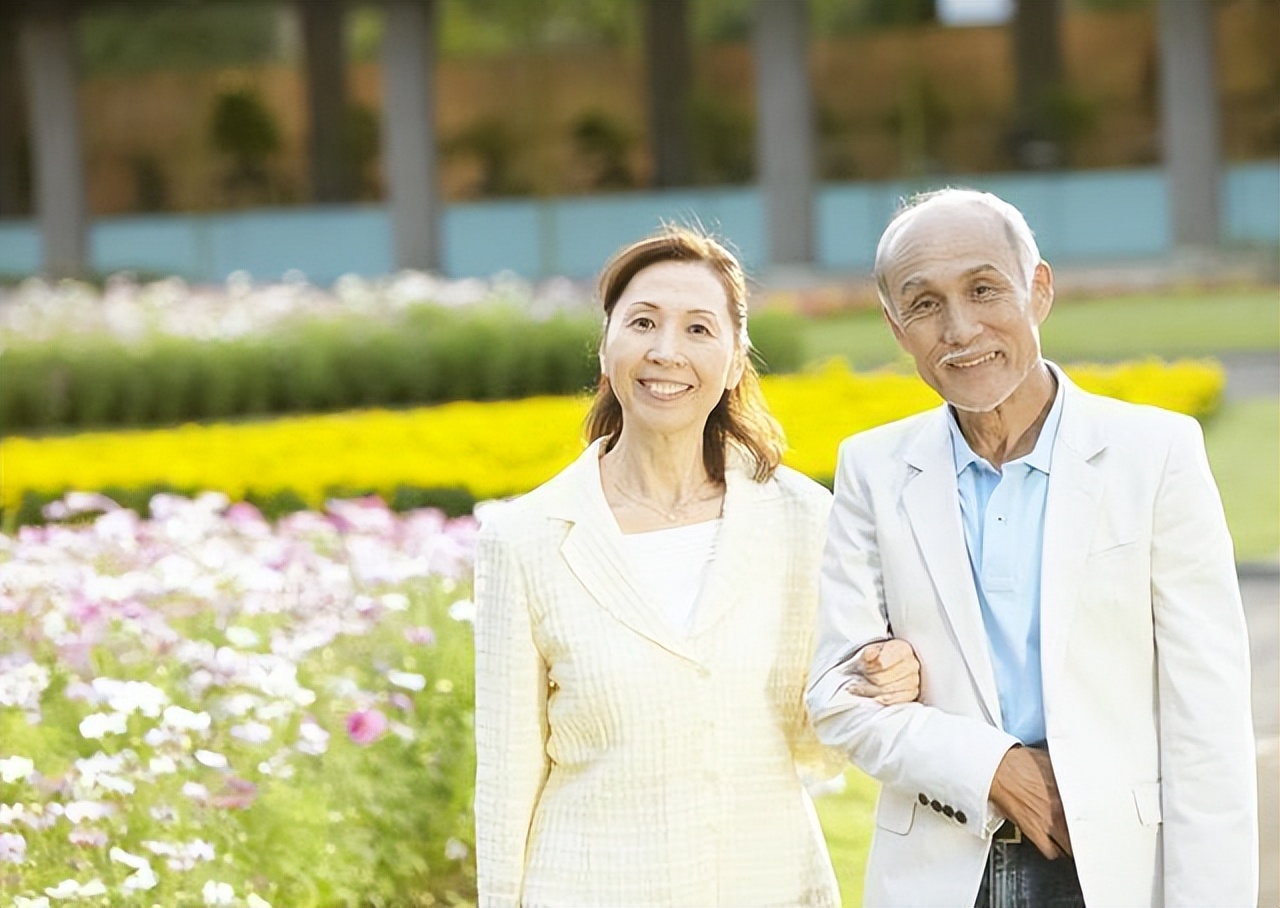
[0,304,806,433]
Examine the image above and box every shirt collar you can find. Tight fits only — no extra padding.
[946,368,1066,476]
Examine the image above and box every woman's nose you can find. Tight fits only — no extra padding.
[646,328,686,365]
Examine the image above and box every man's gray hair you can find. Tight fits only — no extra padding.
[873,188,1041,312]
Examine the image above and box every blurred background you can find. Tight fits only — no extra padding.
[0,2,1276,906]
[1,0,1277,281]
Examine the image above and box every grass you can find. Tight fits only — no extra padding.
[813,770,880,907]
[1204,397,1280,562]
[799,288,1280,368]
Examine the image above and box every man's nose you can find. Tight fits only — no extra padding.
[940,300,982,346]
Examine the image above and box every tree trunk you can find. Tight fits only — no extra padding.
[299,0,352,203]
[1010,0,1064,169]
[643,0,693,187]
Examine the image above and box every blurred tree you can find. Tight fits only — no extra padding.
[210,84,283,204]
[572,109,636,190]
[443,117,530,197]
[76,0,284,74]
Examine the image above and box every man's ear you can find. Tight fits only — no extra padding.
[1030,261,1055,325]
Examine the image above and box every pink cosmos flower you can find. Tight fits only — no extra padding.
[344,708,388,745]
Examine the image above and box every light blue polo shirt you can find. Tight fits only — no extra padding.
[946,378,1064,745]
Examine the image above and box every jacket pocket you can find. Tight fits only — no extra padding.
[1132,781,1162,826]
[875,788,916,836]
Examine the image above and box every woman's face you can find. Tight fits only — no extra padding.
[601,260,744,441]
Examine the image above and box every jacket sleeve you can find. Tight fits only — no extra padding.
[473,512,551,907]
[1150,416,1257,907]
[806,440,1017,839]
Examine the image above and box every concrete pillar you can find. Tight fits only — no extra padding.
[18,3,88,276]
[380,0,439,271]
[299,0,352,203]
[644,0,693,187]
[1157,0,1221,249]
[754,0,815,267]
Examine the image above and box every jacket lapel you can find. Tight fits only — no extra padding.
[1039,376,1107,694]
[549,443,701,663]
[901,408,1004,726]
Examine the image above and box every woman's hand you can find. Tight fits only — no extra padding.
[840,639,921,705]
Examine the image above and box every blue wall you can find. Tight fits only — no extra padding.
[0,162,1275,284]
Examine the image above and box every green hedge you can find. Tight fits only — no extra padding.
[0,306,805,432]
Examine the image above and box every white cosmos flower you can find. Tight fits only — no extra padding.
[194,750,227,769]
[379,592,409,611]
[93,678,168,717]
[63,800,114,824]
[225,625,260,648]
[45,877,106,899]
[109,846,150,870]
[388,670,426,691]
[202,880,235,906]
[447,598,476,623]
[78,711,128,739]
[13,895,50,908]
[230,721,273,744]
[246,894,273,908]
[123,865,159,891]
[0,754,35,783]
[162,705,211,731]
[149,755,177,775]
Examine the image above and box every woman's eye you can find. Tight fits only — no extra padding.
[974,284,993,297]
[629,317,654,330]
[688,323,711,336]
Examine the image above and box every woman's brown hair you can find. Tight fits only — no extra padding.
[584,225,786,483]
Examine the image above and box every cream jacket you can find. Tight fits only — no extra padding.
[474,440,841,907]
[807,369,1258,908]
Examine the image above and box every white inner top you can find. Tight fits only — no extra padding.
[617,519,722,634]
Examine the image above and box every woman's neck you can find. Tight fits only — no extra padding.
[600,428,723,531]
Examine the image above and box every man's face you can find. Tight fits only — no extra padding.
[879,202,1053,413]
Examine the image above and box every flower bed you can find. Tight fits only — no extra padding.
[1,359,1225,527]
[0,493,480,905]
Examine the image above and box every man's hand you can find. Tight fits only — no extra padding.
[840,639,921,705]
[988,746,1072,860]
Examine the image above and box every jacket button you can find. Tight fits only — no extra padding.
[930,799,942,812]
[918,793,929,806]
[943,805,954,818]
[955,811,967,825]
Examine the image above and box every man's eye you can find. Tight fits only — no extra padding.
[974,284,993,297]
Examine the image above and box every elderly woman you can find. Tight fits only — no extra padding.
[473,226,917,907]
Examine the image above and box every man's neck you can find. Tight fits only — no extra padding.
[954,364,1057,469]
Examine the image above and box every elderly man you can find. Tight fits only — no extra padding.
[807,188,1257,908]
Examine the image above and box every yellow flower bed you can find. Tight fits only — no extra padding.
[0,359,1224,513]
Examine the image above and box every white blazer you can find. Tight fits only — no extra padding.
[474,440,841,907]
[807,368,1258,908]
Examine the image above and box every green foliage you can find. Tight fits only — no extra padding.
[77,2,284,76]
[0,304,806,433]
